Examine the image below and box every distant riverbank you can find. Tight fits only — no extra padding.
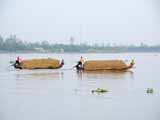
[0,51,160,54]
[1,35,160,53]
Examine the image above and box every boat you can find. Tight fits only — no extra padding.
[75,59,134,71]
[14,58,64,69]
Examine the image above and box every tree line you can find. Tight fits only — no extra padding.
[0,35,160,53]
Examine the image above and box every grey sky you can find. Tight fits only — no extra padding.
[0,0,160,45]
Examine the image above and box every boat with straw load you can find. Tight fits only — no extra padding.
[75,59,134,71]
[83,60,134,71]
[14,58,64,69]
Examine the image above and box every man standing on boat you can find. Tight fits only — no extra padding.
[15,56,22,65]
[80,56,84,67]
[74,56,84,70]
[14,56,22,69]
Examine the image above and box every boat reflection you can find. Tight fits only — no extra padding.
[15,70,64,81]
[76,70,134,80]
[76,70,83,80]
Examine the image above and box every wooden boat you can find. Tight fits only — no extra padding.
[82,60,134,71]
[14,58,64,69]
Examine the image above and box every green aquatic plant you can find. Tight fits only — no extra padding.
[91,88,108,94]
[146,88,154,94]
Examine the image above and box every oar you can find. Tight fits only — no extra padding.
[9,61,15,64]
[8,61,15,67]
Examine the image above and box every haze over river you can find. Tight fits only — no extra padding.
[0,53,160,120]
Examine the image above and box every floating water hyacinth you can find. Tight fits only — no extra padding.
[146,88,154,94]
[91,88,108,94]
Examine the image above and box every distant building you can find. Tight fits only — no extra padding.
[9,34,22,43]
[34,47,45,52]
[69,37,74,45]
[60,48,64,53]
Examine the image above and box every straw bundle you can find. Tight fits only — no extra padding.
[20,58,60,69]
[83,60,127,71]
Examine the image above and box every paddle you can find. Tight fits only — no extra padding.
[9,61,15,64]
[8,61,15,67]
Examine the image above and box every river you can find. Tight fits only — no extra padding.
[0,53,160,120]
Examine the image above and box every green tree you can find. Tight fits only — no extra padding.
[0,35,4,50]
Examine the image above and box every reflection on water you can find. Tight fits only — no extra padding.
[0,53,160,120]
[80,70,134,80]
[13,70,64,96]
[74,70,135,98]
[76,70,83,80]
[15,70,64,81]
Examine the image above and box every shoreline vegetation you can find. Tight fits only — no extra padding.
[0,35,160,53]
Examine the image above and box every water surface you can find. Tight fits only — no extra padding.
[0,53,160,120]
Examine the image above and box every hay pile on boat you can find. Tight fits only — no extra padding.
[83,60,128,71]
[20,58,60,69]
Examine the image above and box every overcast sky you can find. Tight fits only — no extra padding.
[0,0,160,45]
